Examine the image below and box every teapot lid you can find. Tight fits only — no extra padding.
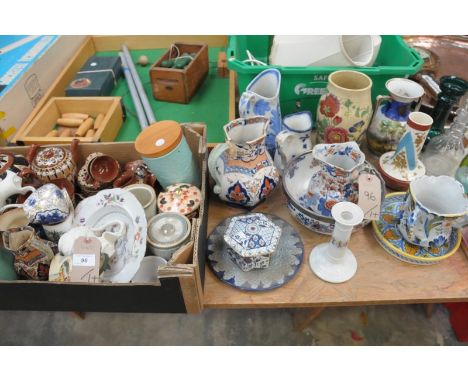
[147,212,190,248]
[34,146,67,168]
[157,183,201,216]
[135,121,183,158]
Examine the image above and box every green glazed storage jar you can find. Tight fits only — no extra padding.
[135,121,200,189]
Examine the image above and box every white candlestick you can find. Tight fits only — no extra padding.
[309,202,364,283]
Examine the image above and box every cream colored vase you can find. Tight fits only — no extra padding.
[316,70,373,144]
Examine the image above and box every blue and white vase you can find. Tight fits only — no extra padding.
[367,78,424,155]
[208,116,280,208]
[238,68,282,156]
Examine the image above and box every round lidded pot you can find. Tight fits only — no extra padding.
[147,212,191,261]
[135,121,200,189]
[157,183,201,219]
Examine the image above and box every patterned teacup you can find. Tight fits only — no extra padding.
[397,175,468,248]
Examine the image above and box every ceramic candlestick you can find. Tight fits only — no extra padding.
[309,202,364,283]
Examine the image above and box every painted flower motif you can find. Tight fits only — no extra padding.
[253,99,272,116]
[332,115,342,125]
[320,94,340,117]
[259,176,276,200]
[324,126,348,143]
[317,197,333,217]
[430,235,446,248]
[226,181,250,205]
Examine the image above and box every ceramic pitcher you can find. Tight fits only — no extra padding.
[398,175,468,248]
[306,142,366,217]
[238,68,282,155]
[0,170,35,208]
[208,116,280,208]
[316,70,372,144]
[367,78,424,155]
[274,111,313,173]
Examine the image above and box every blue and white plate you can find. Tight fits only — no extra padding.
[207,213,304,291]
[372,192,461,265]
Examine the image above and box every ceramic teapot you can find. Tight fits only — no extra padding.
[0,151,29,178]
[27,139,79,183]
[208,116,280,208]
[113,160,156,188]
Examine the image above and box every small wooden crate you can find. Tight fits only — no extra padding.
[16,97,123,145]
[150,43,209,104]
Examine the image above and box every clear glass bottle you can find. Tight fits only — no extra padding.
[422,102,467,177]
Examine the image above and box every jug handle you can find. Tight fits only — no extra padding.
[375,95,390,111]
[239,91,257,116]
[208,143,228,195]
[0,203,23,214]
[26,144,40,164]
[113,170,133,188]
[276,132,295,167]
[70,139,79,164]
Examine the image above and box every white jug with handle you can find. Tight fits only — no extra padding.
[0,170,35,209]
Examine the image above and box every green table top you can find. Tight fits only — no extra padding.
[97,47,229,143]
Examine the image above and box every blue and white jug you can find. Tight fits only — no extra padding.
[239,68,282,156]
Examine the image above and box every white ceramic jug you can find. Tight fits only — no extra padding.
[274,111,313,173]
[0,170,35,209]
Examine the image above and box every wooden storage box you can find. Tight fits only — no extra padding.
[0,123,207,314]
[16,97,124,145]
[150,43,209,104]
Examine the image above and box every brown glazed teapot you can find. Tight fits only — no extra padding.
[113,160,156,188]
[27,139,79,183]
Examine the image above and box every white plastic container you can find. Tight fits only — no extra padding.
[269,35,382,67]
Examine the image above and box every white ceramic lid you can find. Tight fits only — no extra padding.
[147,212,191,248]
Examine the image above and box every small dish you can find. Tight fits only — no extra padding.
[372,192,461,265]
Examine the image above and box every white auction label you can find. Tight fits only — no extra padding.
[72,253,96,267]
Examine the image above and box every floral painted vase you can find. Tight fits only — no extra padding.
[367,78,424,155]
[316,70,372,144]
[238,68,282,155]
[274,111,313,173]
[304,142,366,217]
[208,116,280,208]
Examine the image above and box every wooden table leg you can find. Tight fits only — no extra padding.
[292,307,325,331]
[424,304,435,318]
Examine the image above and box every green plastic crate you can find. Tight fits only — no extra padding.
[227,35,423,117]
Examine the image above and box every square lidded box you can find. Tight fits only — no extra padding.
[224,213,282,272]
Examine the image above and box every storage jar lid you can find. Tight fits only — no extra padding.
[147,212,191,248]
[157,183,202,216]
[135,120,183,158]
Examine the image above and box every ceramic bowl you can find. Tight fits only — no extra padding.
[157,183,201,218]
[283,150,385,234]
[147,212,191,260]
[90,155,121,184]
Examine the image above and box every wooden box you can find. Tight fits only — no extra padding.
[15,97,123,145]
[0,123,208,314]
[150,43,209,104]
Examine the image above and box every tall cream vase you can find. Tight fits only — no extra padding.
[316,70,373,144]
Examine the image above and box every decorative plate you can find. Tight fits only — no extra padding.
[372,192,461,265]
[207,213,303,291]
[74,188,147,282]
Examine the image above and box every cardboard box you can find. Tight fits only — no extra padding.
[65,55,122,97]
[16,97,124,145]
[0,36,86,145]
[0,123,207,313]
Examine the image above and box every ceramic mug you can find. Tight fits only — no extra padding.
[124,184,157,221]
[398,175,468,248]
[131,256,167,283]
